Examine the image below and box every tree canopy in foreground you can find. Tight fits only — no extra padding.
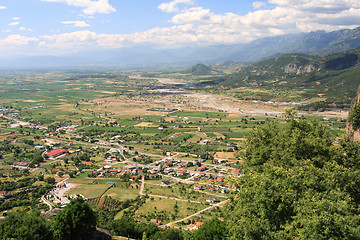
[226,112,360,239]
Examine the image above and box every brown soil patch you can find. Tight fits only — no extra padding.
[230,138,246,141]
[90,90,117,94]
[135,122,153,127]
[214,152,235,159]
[164,117,176,122]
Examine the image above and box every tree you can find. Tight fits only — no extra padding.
[226,114,360,239]
[53,197,96,240]
[0,211,53,240]
[194,218,227,240]
[44,177,55,185]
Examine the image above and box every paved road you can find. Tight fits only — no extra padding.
[41,195,54,210]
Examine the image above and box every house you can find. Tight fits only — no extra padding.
[46,148,67,158]
[206,197,220,203]
[57,182,66,188]
[164,168,173,174]
[199,139,210,144]
[177,167,188,175]
[0,191,9,198]
[150,219,162,226]
[188,222,204,230]
[197,166,207,171]
[81,161,93,166]
[35,145,45,150]
[14,161,29,167]
[161,180,170,186]
[39,162,52,166]
[216,177,224,183]
[221,187,229,193]
[109,169,120,174]
[231,168,242,177]
[194,184,203,190]
[149,174,158,179]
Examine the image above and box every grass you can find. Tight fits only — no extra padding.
[66,183,111,198]
[103,186,139,201]
[135,197,206,223]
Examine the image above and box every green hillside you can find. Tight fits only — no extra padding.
[190,63,212,75]
[220,47,360,108]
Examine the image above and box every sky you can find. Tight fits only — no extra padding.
[0,0,359,57]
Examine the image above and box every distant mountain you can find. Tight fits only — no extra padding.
[0,27,359,69]
[186,27,360,63]
[218,47,360,106]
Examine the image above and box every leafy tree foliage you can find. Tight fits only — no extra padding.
[53,197,96,240]
[226,113,360,239]
[0,211,53,240]
[348,102,360,130]
[194,218,227,240]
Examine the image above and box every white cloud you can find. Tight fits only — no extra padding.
[9,22,20,26]
[0,35,38,46]
[171,7,222,25]
[253,1,266,9]
[2,0,360,56]
[42,0,116,15]
[61,21,90,27]
[0,6,6,10]
[13,17,20,20]
[19,27,34,32]
[158,0,194,13]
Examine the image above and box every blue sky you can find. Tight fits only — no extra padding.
[0,0,359,56]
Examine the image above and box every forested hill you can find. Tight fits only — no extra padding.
[219,47,360,106]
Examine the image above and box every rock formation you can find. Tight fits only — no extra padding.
[346,85,360,141]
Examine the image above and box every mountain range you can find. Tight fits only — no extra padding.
[215,47,360,107]
[0,27,360,69]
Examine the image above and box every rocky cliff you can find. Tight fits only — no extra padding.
[284,64,317,74]
[346,85,360,141]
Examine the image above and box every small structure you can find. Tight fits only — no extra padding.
[150,219,162,226]
[46,148,67,159]
[0,191,9,198]
[197,166,207,172]
[194,184,203,190]
[188,222,204,230]
[206,197,220,203]
[161,180,170,186]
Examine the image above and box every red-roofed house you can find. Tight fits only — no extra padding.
[177,167,188,175]
[0,191,9,198]
[57,182,66,188]
[150,219,162,226]
[197,166,207,171]
[149,174,157,179]
[46,148,67,158]
[39,162,52,166]
[194,184,203,190]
